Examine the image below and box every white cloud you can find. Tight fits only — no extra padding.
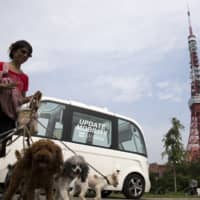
[94,75,152,103]
[156,81,188,102]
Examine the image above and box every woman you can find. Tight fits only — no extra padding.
[0,40,32,157]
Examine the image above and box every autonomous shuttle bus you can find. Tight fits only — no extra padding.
[0,97,151,199]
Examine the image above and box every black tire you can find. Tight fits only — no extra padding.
[101,190,112,198]
[86,189,96,198]
[123,173,145,199]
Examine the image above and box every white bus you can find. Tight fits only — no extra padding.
[0,97,151,199]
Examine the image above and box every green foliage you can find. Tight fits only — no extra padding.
[150,160,200,193]
[161,117,186,192]
[162,117,185,164]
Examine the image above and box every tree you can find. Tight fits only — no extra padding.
[162,117,185,192]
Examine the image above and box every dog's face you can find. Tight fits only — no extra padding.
[63,155,89,182]
[25,139,63,172]
[32,146,53,169]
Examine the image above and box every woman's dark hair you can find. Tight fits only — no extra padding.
[9,40,33,59]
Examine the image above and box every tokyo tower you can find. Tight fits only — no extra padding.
[186,8,200,161]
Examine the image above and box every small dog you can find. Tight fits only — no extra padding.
[17,90,42,136]
[70,169,120,200]
[3,139,63,200]
[4,150,22,192]
[54,155,89,200]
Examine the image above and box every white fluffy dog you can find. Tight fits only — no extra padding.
[53,155,89,200]
[70,169,120,200]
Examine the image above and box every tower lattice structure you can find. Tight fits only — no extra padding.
[186,9,200,161]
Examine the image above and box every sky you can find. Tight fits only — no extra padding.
[1,0,200,164]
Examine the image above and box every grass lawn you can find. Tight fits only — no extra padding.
[110,192,200,199]
[144,193,200,198]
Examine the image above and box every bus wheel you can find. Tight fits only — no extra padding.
[101,190,112,198]
[123,173,145,199]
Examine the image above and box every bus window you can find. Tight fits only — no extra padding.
[37,102,65,139]
[118,119,146,155]
[71,112,112,147]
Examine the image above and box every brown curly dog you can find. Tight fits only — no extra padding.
[3,139,64,200]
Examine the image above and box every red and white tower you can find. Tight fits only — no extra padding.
[186,8,200,161]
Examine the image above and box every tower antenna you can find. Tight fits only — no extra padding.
[186,5,200,162]
[187,2,193,35]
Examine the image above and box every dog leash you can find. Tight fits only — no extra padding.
[0,127,33,153]
[0,128,17,142]
[36,119,110,185]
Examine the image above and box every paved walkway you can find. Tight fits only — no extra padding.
[1,194,200,200]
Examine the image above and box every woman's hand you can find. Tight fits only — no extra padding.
[21,91,42,104]
[4,82,18,89]
[21,95,32,104]
[0,82,18,89]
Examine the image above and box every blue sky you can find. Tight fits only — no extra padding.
[1,0,200,163]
